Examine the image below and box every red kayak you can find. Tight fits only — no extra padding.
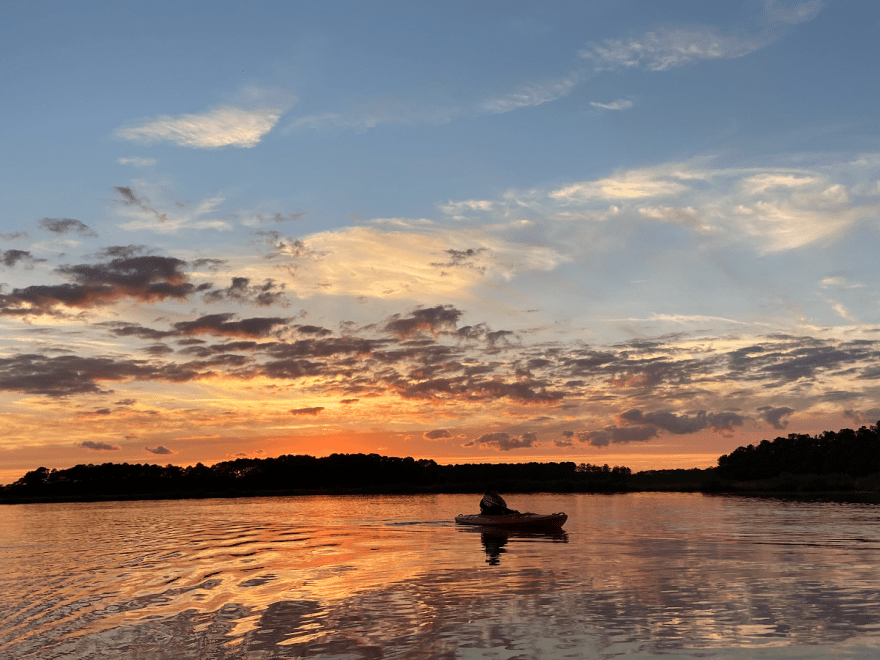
[454,512,567,529]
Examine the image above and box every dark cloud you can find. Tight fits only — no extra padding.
[843,409,880,426]
[191,258,227,271]
[173,313,288,338]
[79,440,120,451]
[114,186,168,222]
[394,375,563,404]
[145,445,176,455]
[340,398,359,404]
[1,250,44,268]
[257,211,309,223]
[290,406,324,415]
[1,231,29,240]
[100,322,175,340]
[727,338,878,384]
[3,255,209,310]
[295,325,333,336]
[261,359,326,379]
[430,248,487,273]
[423,429,453,440]
[145,344,175,356]
[618,409,745,435]
[757,406,794,430]
[385,305,463,339]
[265,336,385,359]
[259,232,322,260]
[202,277,287,307]
[39,218,97,236]
[93,245,149,259]
[477,431,538,451]
[578,426,659,447]
[0,354,202,396]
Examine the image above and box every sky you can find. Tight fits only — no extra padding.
[2,0,880,484]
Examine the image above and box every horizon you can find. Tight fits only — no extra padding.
[3,1,880,486]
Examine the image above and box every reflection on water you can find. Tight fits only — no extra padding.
[2,493,880,658]
[466,528,569,565]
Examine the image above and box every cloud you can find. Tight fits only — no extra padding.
[757,406,794,430]
[590,99,633,111]
[116,106,285,149]
[266,224,566,299]
[290,407,324,415]
[1,250,44,269]
[39,218,97,236]
[423,429,453,440]
[2,255,210,311]
[79,441,121,451]
[580,2,823,73]
[582,27,764,71]
[479,75,580,114]
[145,445,176,455]
[241,211,309,227]
[0,353,202,396]
[444,157,880,253]
[821,276,863,289]
[173,313,288,338]
[385,305,463,339]
[550,170,688,201]
[114,184,230,234]
[202,277,287,308]
[843,409,880,426]
[285,101,458,133]
[115,186,168,223]
[118,157,157,167]
[578,426,659,447]
[477,431,539,451]
[618,409,745,435]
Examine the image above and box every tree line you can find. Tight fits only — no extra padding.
[0,454,633,502]
[716,422,880,480]
[4,422,879,502]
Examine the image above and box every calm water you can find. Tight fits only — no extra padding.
[2,492,880,659]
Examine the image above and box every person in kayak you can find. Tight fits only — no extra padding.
[480,488,519,515]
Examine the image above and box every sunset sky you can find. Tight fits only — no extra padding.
[2,0,880,484]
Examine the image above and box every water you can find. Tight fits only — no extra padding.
[2,492,880,659]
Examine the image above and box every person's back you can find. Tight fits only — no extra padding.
[480,489,518,515]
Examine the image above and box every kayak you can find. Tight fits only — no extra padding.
[454,512,567,529]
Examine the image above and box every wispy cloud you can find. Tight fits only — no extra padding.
[479,75,580,115]
[116,106,287,149]
[115,183,231,234]
[118,157,157,167]
[261,224,566,300]
[821,276,864,289]
[590,99,633,111]
[285,101,458,134]
[580,2,823,72]
[440,156,880,254]
[581,26,764,71]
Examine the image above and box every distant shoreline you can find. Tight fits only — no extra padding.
[4,423,880,505]
[4,481,880,506]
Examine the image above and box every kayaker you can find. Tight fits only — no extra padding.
[480,488,519,515]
